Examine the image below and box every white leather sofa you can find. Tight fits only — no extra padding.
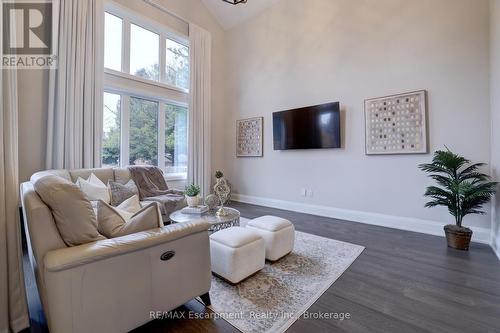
[20,168,212,333]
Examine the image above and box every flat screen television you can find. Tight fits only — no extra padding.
[273,102,341,150]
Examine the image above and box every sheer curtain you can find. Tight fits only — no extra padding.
[0,68,29,333]
[188,24,212,197]
[46,0,104,169]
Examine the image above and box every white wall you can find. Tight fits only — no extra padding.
[17,0,227,186]
[223,0,492,231]
[491,0,500,255]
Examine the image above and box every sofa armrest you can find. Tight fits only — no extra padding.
[44,221,210,272]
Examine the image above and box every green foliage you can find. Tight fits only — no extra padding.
[185,184,201,197]
[102,98,121,166]
[129,97,158,165]
[418,148,497,227]
[215,170,224,179]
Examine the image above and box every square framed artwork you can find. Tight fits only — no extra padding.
[236,117,263,157]
[364,90,428,155]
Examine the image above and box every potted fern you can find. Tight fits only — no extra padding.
[185,184,201,207]
[419,149,497,250]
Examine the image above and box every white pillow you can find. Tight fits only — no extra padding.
[77,173,111,203]
[114,195,142,221]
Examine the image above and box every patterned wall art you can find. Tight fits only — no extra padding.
[236,117,263,157]
[365,90,428,155]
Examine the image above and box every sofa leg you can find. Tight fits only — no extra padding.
[200,292,211,306]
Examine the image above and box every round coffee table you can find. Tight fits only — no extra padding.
[169,207,240,233]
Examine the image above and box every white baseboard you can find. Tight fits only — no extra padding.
[492,238,500,261]
[232,193,492,245]
[494,247,500,261]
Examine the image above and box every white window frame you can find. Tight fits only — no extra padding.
[103,1,189,181]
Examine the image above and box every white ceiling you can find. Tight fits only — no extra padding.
[201,0,281,30]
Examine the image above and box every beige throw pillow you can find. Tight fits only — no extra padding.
[33,175,106,246]
[113,195,142,221]
[77,173,111,203]
[97,201,162,238]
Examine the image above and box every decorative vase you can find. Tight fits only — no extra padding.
[205,194,218,212]
[213,178,231,216]
[186,195,200,208]
[444,224,472,251]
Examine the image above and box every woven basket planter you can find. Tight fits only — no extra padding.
[444,225,472,251]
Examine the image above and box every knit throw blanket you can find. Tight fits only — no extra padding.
[128,166,178,199]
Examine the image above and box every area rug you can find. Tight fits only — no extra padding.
[207,218,365,333]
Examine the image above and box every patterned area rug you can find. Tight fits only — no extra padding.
[208,219,364,333]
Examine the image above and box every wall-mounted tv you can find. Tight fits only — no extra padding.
[273,102,341,150]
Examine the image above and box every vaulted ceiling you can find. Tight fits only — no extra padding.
[201,0,282,29]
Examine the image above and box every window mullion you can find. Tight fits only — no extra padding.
[158,103,166,172]
[159,34,166,83]
[121,95,130,167]
[122,19,131,74]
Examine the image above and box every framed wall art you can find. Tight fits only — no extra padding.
[365,90,428,155]
[236,117,263,157]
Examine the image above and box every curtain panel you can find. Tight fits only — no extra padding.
[188,24,212,197]
[0,68,30,333]
[46,0,104,169]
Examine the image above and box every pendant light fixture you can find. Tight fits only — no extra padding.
[222,0,247,5]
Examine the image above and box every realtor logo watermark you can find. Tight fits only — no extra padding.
[1,0,58,69]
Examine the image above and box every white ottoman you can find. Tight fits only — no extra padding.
[246,216,295,261]
[209,227,265,284]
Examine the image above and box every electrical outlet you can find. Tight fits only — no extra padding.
[307,189,314,197]
[300,188,307,196]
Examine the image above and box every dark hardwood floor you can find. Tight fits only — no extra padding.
[22,202,500,333]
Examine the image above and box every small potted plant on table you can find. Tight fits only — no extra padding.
[185,184,201,207]
[419,148,497,250]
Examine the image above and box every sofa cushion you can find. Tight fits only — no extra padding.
[77,173,111,203]
[69,168,115,184]
[108,179,139,206]
[30,169,71,183]
[33,175,106,246]
[96,201,162,238]
[113,167,131,184]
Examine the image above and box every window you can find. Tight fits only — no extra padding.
[129,97,158,166]
[165,104,187,175]
[130,24,159,81]
[104,13,122,71]
[165,39,189,90]
[103,5,189,180]
[103,6,189,91]
[102,92,121,167]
